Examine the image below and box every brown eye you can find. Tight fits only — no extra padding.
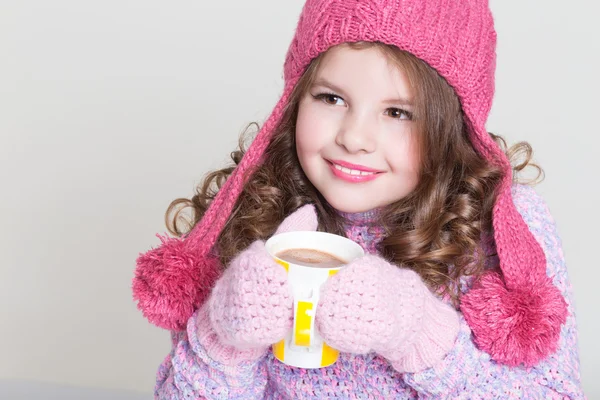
[387,108,413,120]
[324,94,340,105]
[312,93,345,106]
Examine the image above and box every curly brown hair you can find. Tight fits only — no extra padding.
[165,42,543,303]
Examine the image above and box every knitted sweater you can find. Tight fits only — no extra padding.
[153,185,585,399]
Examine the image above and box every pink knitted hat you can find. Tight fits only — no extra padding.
[134,0,567,366]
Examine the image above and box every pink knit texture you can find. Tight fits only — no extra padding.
[461,272,568,366]
[204,205,319,360]
[132,235,221,331]
[316,254,459,373]
[195,303,266,366]
[208,240,294,349]
[459,177,568,366]
[134,0,568,366]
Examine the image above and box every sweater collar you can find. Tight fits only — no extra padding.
[336,208,382,225]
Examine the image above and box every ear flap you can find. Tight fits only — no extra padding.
[132,89,295,330]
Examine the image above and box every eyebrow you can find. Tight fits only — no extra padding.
[311,78,415,107]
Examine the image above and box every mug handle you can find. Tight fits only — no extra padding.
[292,269,340,348]
[273,258,316,348]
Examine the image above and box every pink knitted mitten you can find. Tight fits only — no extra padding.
[316,254,460,373]
[197,204,319,365]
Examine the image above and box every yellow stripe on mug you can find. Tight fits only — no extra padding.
[321,341,339,367]
[275,258,290,272]
[294,301,313,346]
[272,339,285,362]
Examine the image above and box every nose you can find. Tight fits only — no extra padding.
[335,111,377,154]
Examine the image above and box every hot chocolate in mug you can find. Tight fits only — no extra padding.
[265,231,364,368]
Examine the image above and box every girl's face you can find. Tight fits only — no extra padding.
[296,45,421,213]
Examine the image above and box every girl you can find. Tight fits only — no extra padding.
[133,0,585,398]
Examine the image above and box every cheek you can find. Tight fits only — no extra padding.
[295,103,325,154]
[386,131,422,174]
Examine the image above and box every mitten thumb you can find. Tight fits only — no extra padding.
[274,204,318,235]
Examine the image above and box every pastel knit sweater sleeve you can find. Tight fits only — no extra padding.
[402,184,584,399]
[154,304,268,399]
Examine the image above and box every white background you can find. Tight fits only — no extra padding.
[1,0,598,397]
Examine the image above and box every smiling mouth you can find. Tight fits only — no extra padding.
[326,160,384,183]
[331,163,377,176]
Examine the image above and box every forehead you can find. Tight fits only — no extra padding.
[313,44,413,98]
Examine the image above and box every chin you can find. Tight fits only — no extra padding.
[322,194,378,214]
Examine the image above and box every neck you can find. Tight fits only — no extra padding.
[337,208,382,225]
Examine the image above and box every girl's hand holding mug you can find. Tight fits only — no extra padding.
[316,254,460,372]
[197,205,319,362]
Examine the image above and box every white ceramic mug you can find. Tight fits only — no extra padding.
[265,231,364,368]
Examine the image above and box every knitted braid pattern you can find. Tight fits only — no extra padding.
[183,88,296,255]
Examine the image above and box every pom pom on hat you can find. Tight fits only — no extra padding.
[461,272,567,366]
[132,234,221,331]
